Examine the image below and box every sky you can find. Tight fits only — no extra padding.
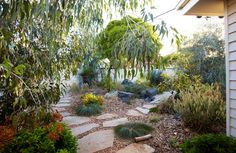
[103,0,224,56]
[148,0,224,55]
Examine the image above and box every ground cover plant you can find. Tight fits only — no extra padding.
[180,134,236,153]
[114,122,154,139]
[76,93,103,116]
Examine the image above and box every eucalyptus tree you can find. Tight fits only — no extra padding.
[0,0,152,125]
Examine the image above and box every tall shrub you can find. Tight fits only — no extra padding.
[174,84,226,132]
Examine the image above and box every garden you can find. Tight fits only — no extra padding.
[0,0,236,153]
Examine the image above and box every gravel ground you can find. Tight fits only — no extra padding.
[69,89,196,153]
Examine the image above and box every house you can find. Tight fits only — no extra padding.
[177,0,236,137]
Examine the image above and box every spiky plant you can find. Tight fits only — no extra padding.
[114,122,154,139]
[76,103,102,116]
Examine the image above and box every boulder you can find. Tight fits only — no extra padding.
[145,88,157,98]
[118,91,134,103]
[104,91,118,99]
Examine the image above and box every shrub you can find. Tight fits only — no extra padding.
[2,123,77,153]
[69,83,80,94]
[174,84,226,132]
[81,93,104,105]
[123,83,148,98]
[150,69,163,85]
[148,115,160,123]
[114,122,154,139]
[180,134,236,153]
[76,103,102,116]
[157,98,175,114]
[0,126,15,149]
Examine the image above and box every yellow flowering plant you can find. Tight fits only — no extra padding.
[81,93,104,105]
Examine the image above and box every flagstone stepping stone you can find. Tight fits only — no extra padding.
[103,118,128,127]
[53,107,66,112]
[71,123,99,136]
[96,113,118,120]
[126,109,143,117]
[136,107,149,115]
[116,143,155,153]
[77,130,114,153]
[61,112,71,117]
[55,103,70,107]
[59,100,71,103]
[142,104,156,109]
[63,116,90,126]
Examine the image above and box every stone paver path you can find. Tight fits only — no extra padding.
[78,130,114,153]
[71,123,99,136]
[116,143,155,153]
[126,109,143,117]
[103,118,129,127]
[63,116,91,126]
[96,113,118,120]
[55,91,156,153]
[136,107,149,114]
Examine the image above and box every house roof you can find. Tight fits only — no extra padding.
[177,0,224,16]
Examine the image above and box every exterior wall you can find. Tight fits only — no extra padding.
[226,0,236,137]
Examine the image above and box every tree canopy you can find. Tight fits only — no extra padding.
[97,16,163,79]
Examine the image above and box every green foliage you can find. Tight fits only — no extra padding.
[2,123,77,153]
[158,73,202,93]
[174,84,226,132]
[157,98,175,114]
[114,122,154,139]
[150,70,163,85]
[148,115,160,123]
[55,124,77,153]
[76,103,102,116]
[123,83,148,98]
[69,83,80,94]
[0,0,152,127]
[97,16,163,80]
[180,24,225,94]
[180,134,236,153]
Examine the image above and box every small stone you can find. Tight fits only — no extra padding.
[136,107,149,115]
[63,116,90,126]
[116,143,155,153]
[143,104,156,109]
[104,91,118,99]
[71,123,99,136]
[78,130,114,153]
[103,118,128,127]
[126,109,143,117]
[96,113,118,120]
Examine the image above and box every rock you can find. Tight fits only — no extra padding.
[150,92,172,104]
[53,107,66,112]
[142,104,156,109]
[78,130,114,153]
[103,118,128,127]
[126,109,143,117]
[54,103,70,107]
[145,88,157,98]
[96,113,118,120]
[63,116,90,126]
[118,91,134,103]
[121,79,134,85]
[116,143,155,153]
[104,91,118,99]
[93,88,106,95]
[71,123,99,136]
[136,107,149,115]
